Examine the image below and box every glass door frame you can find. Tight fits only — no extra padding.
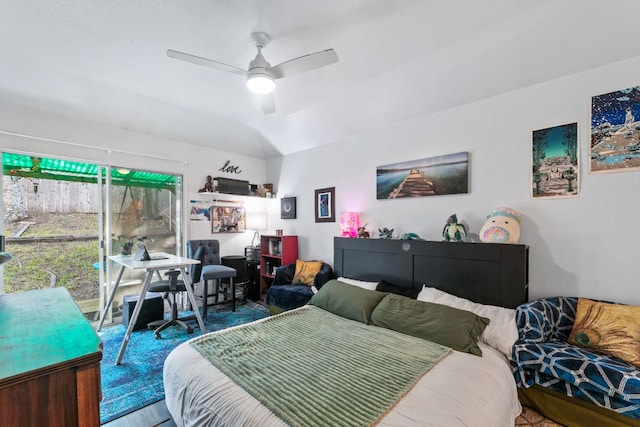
[97,165,111,324]
[0,169,4,294]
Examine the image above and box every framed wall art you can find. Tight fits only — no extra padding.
[591,85,640,174]
[376,151,468,199]
[532,122,579,199]
[189,201,211,221]
[211,202,245,233]
[281,197,297,219]
[314,187,335,223]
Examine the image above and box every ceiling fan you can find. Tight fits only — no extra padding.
[167,32,339,114]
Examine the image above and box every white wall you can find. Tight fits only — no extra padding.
[3,54,639,305]
[268,55,640,306]
[0,101,269,257]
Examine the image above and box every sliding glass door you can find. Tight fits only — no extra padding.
[100,168,183,324]
[1,152,183,324]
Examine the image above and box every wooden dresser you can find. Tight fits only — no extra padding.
[0,287,102,426]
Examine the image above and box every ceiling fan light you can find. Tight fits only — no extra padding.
[246,73,275,94]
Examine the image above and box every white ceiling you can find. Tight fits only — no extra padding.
[2,1,639,159]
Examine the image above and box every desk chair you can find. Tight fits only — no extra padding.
[187,240,237,315]
[147,270,193,339]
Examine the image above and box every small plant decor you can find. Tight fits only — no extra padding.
[119,236,150,255]
[120,236,137,255]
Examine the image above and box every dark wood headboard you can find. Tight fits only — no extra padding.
[333,237,528,309]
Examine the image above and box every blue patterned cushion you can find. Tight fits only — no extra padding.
[511,297,640,418]
[265,284,315,311]
[516,297,577,343]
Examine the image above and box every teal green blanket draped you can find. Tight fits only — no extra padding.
[190,305,451,427]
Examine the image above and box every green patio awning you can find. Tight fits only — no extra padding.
[2,153,179,190]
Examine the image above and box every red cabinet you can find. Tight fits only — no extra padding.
[259,235,298,300]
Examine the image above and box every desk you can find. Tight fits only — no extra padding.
[97,252,206,365]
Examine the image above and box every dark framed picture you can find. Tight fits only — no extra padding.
[281,197,297,219]
[314,187,335,223]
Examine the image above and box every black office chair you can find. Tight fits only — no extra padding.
[147,270,193,339]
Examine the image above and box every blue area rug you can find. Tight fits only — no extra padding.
[98,301,269,424]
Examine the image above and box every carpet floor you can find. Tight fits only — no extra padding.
[515,406,564,426]
[98,301,269,425]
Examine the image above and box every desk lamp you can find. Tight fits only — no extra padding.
[246,213,268,247]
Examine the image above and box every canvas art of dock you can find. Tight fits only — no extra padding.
[387,169,435,198]
[376,152,469,199]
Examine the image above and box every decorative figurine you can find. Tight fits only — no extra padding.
[442,214,467,242]
[357,224,370,238]
[479,207,521,244]
[378,227,394,239]
[199,175,214,193]
[400,232,423,240]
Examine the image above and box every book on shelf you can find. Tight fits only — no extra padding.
[268,239,281,256]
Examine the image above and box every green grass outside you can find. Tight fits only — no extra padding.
[4,213,100,300]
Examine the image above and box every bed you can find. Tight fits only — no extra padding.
[164,237,529,426]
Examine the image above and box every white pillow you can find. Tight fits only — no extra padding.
[336,276,379,291]
[417,286,518,357]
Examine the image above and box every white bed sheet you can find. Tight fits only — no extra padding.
[164,315,521,427]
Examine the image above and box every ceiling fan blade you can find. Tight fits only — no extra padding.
[259,92,276,114]
[167,49,247,77]
[269,48,338,79]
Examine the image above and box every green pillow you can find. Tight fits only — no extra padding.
[309,279,386,324]
[371,294,489,356]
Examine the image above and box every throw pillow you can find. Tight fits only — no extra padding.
[337,276,379,290]
[371,293,489,356]
[568,298,640,367]
[417,286,518,357]
[376,280,419,299]
[291,260,323,285]
[310,279,386,324]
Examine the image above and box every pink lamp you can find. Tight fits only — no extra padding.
[340,212,360,238]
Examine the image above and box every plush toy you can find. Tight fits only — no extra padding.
[479,207,521,244]
[442,214,467,242]
[378,227,394,239]
[400,232,423,240]
[357,224,370,238]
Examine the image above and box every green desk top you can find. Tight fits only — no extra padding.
[0,287,102,383]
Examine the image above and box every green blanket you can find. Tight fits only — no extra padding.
[190,305,450,427]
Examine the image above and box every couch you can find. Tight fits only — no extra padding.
[510,297,640,426]
[265,262,333,314]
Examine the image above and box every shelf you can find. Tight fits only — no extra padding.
[196,191,276,201]
[196,192,245,201]
[259,235,298,301]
